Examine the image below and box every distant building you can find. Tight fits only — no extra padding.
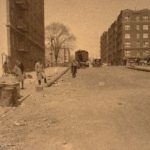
[100,32,108,64]
[0,0,45,72]
[100,9,150,65]
[108,21,118,65]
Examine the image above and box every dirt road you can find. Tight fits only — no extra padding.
[0,67,150,150]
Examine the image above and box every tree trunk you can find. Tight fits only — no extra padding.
[54,48,59,66]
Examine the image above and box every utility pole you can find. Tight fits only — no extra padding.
[50,38,55,67]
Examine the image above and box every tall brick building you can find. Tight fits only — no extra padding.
[0,0,45,72]
[100,32,108,63]
[100,9,150,65]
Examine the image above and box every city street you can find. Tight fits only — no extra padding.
[0,66,150,150]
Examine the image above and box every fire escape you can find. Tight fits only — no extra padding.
[15,0,28,10]
[15,0,28,52]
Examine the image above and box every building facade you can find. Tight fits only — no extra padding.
[0,0,45,73]
[108,21,118,65]
[100,32,108,63]
[101,9,150,65]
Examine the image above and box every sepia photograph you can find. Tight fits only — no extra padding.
[0,0,150,149]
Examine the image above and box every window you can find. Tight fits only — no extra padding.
[136,25,140,30]
[125,33,131,39]
[136,41,140,48]
[144,51,150,56]
[136,52,140,57]
[125,50,131,57]
[143,25,149,30]
[124,42,131,48]
[143,41,149,48]
[17,36,25,51]
[143,16,149,21]
[124,16,130,21]
[136,16,140,22]
[125,25,130,30]
[136,33,140,39]
[143,33,149,38]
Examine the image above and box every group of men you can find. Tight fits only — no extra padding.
[2,60,47,89]
[2,59,78,89]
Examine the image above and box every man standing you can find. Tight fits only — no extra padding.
[71,60,78,78]
[13,60,25,89]
[18,61,25,89]
[3,61,9,75]
[35,60,47,85]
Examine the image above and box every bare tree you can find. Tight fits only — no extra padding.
[45,23,76,65]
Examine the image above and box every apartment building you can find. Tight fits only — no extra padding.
[101,9,150,65]
[100,32,108,63]
[0,0,45,72]
[108,21,117,65]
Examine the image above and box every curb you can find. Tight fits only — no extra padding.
[47,67,70,87]
[127,66,150,72]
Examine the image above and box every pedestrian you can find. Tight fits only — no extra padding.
[71,60,77,78]
[13,60,25,89]
[18,61,24,75]
[18,60,25,89]
[136,57,140,66]
[35,60,47,85]
[3,61,10,75]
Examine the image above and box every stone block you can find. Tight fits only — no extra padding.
[35,85,43,92]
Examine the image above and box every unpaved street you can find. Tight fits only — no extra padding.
[0,67,150,150]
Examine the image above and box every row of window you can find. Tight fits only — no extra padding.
[125,50,150,57]
[125,33,149,39]
[124,41,149,48]
[125,24,149,30]
[124,15,149,21]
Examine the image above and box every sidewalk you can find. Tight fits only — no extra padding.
[0,67,69,116]
[20,66,69,99]
[127,65,150,72]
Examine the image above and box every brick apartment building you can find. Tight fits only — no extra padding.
[0,0,45,72]
[100,9,150,65]
[100,32,108,63]
[108,21,118,65]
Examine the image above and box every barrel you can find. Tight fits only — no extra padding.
[4,83,21,99]
[0,87,17,107]
[0,83,6,100]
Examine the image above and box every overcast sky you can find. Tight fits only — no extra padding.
[44,0,150,58]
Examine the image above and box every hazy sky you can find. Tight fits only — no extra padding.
[45,0,150,58]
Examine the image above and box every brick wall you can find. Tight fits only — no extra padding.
[100,9,150,65]
[7,0,45,71]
